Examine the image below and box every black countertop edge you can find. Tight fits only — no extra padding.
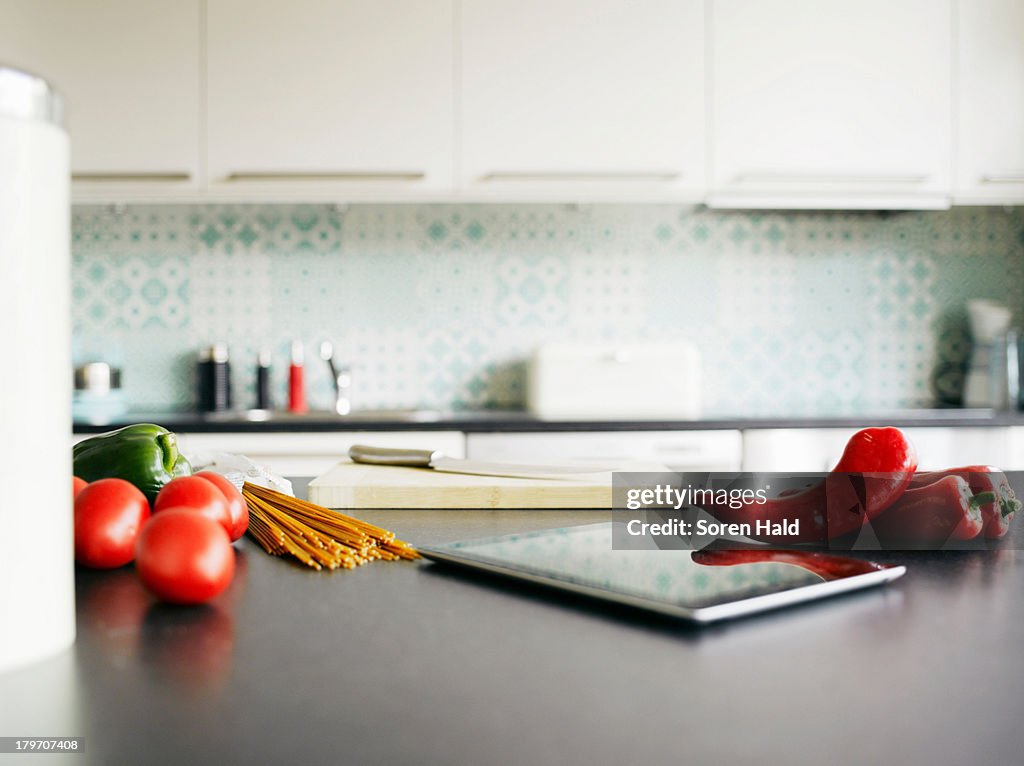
[72,409,1024,434]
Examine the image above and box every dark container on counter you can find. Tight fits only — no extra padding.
[256,349,272,410]
[197,343,232,412]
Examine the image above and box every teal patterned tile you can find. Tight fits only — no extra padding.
[412,250,496,327]
[72,254,189,333]
[71,204,1024,415]
[343,205,418,249]
[495,252,570,328]
[110,329,195,409]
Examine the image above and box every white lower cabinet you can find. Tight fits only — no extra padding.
[74,431,466,479]
[1008,428,1024,470]
[742,428,1017,472]
[74,425,1024,480]
[466,431,743,472]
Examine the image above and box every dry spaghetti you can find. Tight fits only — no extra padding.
[242,482,418,570]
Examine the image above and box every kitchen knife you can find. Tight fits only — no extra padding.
[347,444,612,480]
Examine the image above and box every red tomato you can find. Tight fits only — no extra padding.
[195,471,249,541]
[154,476,232,534]
[74,478,150,569]
[73,476,88,499]
[135,510,235,604]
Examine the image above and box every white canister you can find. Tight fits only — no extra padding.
[0,67,74,672]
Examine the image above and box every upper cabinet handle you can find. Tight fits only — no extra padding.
[72,172,192,182]
[980,173,1024,184]
[478,171,683,182]
[734,172,929,184]
[223,171,426,182]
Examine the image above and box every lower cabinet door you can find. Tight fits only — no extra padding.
[742,428,1013,472]
[467,431,743,472]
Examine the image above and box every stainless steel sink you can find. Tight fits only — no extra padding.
[205,408,445,424]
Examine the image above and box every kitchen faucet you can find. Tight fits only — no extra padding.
[319,341,352,415]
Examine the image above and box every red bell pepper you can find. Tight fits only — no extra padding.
[824,426,919,538]
[709,427,917,543]
[907,466,1020,539]
[871,475,988,546]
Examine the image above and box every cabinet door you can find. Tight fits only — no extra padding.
[0,0,200,194]
[742,428,1012,472]
[206,0,454,195]
[468,432,743,472]
[460,0,704,200]
[742,429,852,472]
[709,0,951,208]
[956,0,1024,203]
[1009,428,1024,471]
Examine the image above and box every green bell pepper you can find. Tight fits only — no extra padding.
[73,423,192,504]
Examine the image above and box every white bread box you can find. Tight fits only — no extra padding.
[527,341,701,420]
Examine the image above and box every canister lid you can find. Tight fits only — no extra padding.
[0,66,63,127]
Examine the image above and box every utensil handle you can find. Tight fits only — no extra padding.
[72,172,193,182]
[348,444,441,467]
[222,171,426,182]
[477,171,682,182]
[980,173,1024,184]
[733,171,929,184]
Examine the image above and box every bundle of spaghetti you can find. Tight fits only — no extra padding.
[242,482,419,570]
[244,489,356,570]
[247,486,374,556]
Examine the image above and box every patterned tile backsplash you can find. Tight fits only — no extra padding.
[71,204,1024,416]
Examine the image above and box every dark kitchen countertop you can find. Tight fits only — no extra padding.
[3,480,1023,764]
[73,407,1024,434]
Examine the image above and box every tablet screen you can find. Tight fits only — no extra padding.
[419,518,901,618]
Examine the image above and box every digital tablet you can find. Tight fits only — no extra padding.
[418,522,906,624]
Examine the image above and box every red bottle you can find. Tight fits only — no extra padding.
[288,341,307,413]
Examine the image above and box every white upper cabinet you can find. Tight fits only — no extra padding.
[709,0,952,209]
[0,0,200,195]
[459,0,704,200]
[8,0,1015,206]
[206,0,454,196]
[956,0,1024,204]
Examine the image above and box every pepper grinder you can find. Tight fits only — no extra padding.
[197,343,232,412]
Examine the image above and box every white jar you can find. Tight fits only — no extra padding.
[0,67,74,672]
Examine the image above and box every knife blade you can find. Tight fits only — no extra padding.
[347,444,612,480]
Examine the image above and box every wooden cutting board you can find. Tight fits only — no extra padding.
[308,459,669,509]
